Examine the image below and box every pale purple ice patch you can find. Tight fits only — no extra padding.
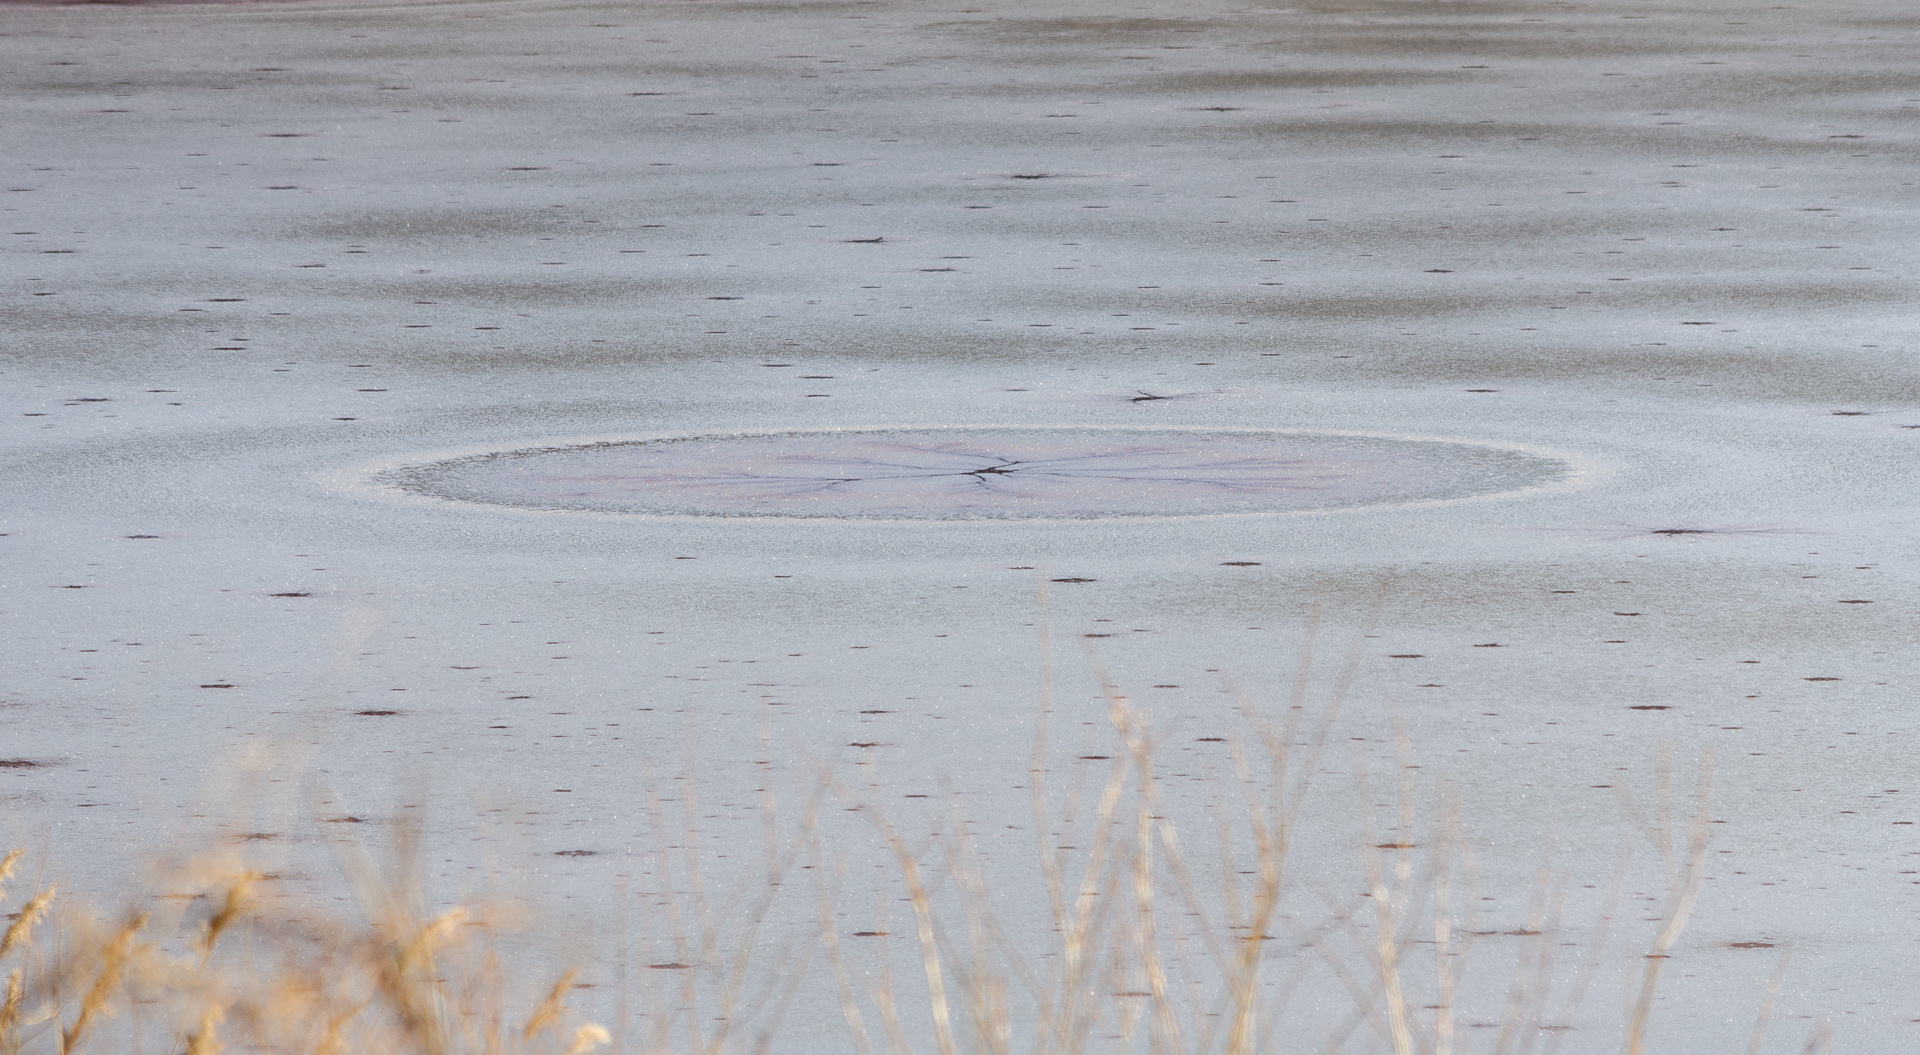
[389,428,1561,519]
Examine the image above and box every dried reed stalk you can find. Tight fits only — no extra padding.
[0,589,1796,1055]
[1622,747,1716,1055]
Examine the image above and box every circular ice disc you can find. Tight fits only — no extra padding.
[386,428,1563,520]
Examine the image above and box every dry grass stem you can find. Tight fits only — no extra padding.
[0,595,1792,1055]
[1746,952,1792,1055]
[1622,747,1716,1055]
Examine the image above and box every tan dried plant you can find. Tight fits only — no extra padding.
[0,588,1829,1055]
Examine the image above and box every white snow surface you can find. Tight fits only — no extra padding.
[3,0,1918,1048]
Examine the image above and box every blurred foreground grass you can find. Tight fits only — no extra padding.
[0,611,1819,1055]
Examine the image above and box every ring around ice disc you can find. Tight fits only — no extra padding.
[385,428,1564,520]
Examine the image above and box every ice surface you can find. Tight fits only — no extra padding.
[3,0,1919,1048]
[392,427,1562,518]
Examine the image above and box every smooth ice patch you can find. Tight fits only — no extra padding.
[384,427,1564,520]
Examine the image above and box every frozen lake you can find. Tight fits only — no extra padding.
[3,0,1918,1048]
